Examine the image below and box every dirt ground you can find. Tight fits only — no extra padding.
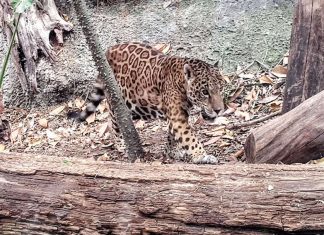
[0,0,295,163]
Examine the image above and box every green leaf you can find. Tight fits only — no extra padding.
[11,0,34,13]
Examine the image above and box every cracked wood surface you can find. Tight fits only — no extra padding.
[1,153,324,234]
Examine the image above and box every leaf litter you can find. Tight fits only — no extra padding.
[4,50,318,164]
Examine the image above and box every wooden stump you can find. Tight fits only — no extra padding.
[245,90,324,164]
[1,153,324,234]
[282,0,324,113]
[0,0,73,92]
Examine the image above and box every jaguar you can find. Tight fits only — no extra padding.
[69,42,225,163]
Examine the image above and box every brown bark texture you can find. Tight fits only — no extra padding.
[1,153,324,234]
[282,0,324,113]
[0,0,73,93]
[245,89,324,164]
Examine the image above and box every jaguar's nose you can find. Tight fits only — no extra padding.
[214,109,222,115]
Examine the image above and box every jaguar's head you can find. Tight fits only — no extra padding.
[184,59,225,121]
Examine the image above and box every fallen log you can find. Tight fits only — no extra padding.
[1,153,324,234]
[245,90,324,164]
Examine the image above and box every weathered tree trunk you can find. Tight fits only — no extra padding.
[1,153,324,234]
[245,0,324,164]
[245,90,324,164]
[72,0,144,161]
[282,0,324,113]
[0,0,73,93]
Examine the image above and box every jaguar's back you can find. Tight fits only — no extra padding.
[106,43,167,120]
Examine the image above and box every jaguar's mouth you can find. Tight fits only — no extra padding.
[201,109,216,121]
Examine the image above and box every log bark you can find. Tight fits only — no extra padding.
[1,153,324,234]
[245,90,324,164]
[0,0,73,93]
[282,0,324,113]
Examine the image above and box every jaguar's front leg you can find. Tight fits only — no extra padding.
[166,122,186,160]
[167,109,218,164]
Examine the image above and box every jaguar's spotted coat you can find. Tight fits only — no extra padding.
[70,43,225,163]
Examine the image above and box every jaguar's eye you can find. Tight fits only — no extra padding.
[202,89,209,96]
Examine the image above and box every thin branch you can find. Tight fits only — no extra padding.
[227,111,282,130]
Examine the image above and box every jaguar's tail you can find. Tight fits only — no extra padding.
[67,79,105,122]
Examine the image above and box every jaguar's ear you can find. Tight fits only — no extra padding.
[214,60,220,67]
[184,64,193,80]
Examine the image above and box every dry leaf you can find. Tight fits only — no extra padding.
[212,117,229,125]
[86,113,96,124]
[10,129,20,143]
[222,129,234,140]
[238,73,254,79]
[203,129,224,137]
[236,65,242,73]
[46,130,60,140]
[0,144,5,152]
[75,97,85,109]
[227,103,239,109]
[49,141,59,147]
[28,138,42,147]
[222,107,236,115]
[219,141,231,148]
[271,65,288,78]
[98,153,110,161]
[38,118,48,128]
[259,75,274,85]
[153,43,171,54]
[234,110,251,121]
[229,86,244,102]
[152,160,162,166]
[97,112,109,121]
[98,100,107,113]
[222,134,234,140]
[98,122,109,138]
[245,88,257,101]
[203,136,220,146]
[283,52,289,66]
[29,117,35,129]
[269,101,282,112]
[223,75,231,84]
[50,105,66,115]
[135,120,145,129]
[258,95,279,104]
[68,100,74,108]
[163,0,172,8]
